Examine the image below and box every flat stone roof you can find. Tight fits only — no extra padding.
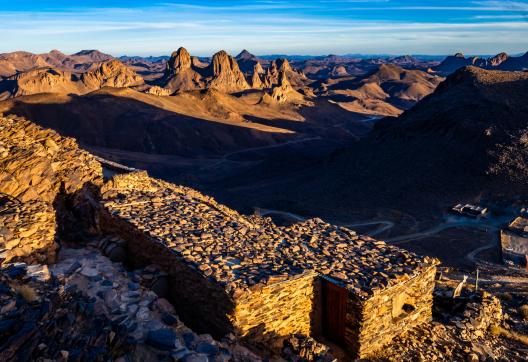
[101,172,438,300]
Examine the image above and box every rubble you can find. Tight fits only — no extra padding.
[0,246,260,361]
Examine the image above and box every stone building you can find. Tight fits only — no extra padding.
[500,216,528,267]
[99,171,438,359]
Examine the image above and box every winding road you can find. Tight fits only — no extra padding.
[203,137,322,169]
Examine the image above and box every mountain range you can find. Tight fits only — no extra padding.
[0,47,527,224]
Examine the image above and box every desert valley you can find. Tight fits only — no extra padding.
[2,2,528,360]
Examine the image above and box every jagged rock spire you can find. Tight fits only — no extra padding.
[207,50,249,93]
[166,47,192,75]
[251,64,263,89]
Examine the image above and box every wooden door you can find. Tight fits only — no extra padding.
[322,279,347,346]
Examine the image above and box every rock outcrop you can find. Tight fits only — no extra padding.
[80,59,144,89]
[251,64,264,89]
[145,85,172,96]
[261,70,306,104]
[0,60,144,99]
[489,52,509,67]
[207,50,250,93]
[0,115,102,203]
[166,47,192,74]
[161,47,204,93]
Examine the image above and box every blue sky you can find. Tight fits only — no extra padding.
[1,0,527,56]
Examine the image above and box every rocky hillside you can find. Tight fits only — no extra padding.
[0,49,113,77]
[0,60,144,100]
[0,87,303,156]
[321,63,443,116]
[238,66,528,219]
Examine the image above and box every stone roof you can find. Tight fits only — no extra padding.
[101,172,438,300]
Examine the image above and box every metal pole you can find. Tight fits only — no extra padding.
[475,269,479,291]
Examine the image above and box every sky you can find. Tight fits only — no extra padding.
[1,0,527,56]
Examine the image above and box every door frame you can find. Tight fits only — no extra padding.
[322,278,347,346]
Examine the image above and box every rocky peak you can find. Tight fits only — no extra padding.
[278,69,291,87]
[236,49,257,61]
[251,64,263,89]
[81,60,144,88]
[166,47,192,74]
[261,70,306,104]
[254,62,265,74]
[72,50,113,62]
[276,58,292,72]
[210,51,235,76]
[454,52,465,58]
[489,52,509,67]
[207,50,249,93]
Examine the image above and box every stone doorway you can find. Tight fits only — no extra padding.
[322,279,347,346]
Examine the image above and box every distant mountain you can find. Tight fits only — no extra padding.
[71,50,113,63]
[119,55,170,63]
[434,51,528,74]
[0,49,114,77]
[235,49,266,74]
[0,60,143,100]
[320,63,443,116]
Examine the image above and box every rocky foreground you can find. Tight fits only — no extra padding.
[1,115,528,361]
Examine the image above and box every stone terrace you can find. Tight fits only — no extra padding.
[100,171,437,299]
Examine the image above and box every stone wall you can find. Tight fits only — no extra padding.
[0,115,103,264]
[348,265,437,359]
[231,272,318,351]
[98,208,238,338]
[0,195,57,265]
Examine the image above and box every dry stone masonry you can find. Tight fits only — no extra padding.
[0,195,57,265]
[99,170,439,358]
[0,115,102,266]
